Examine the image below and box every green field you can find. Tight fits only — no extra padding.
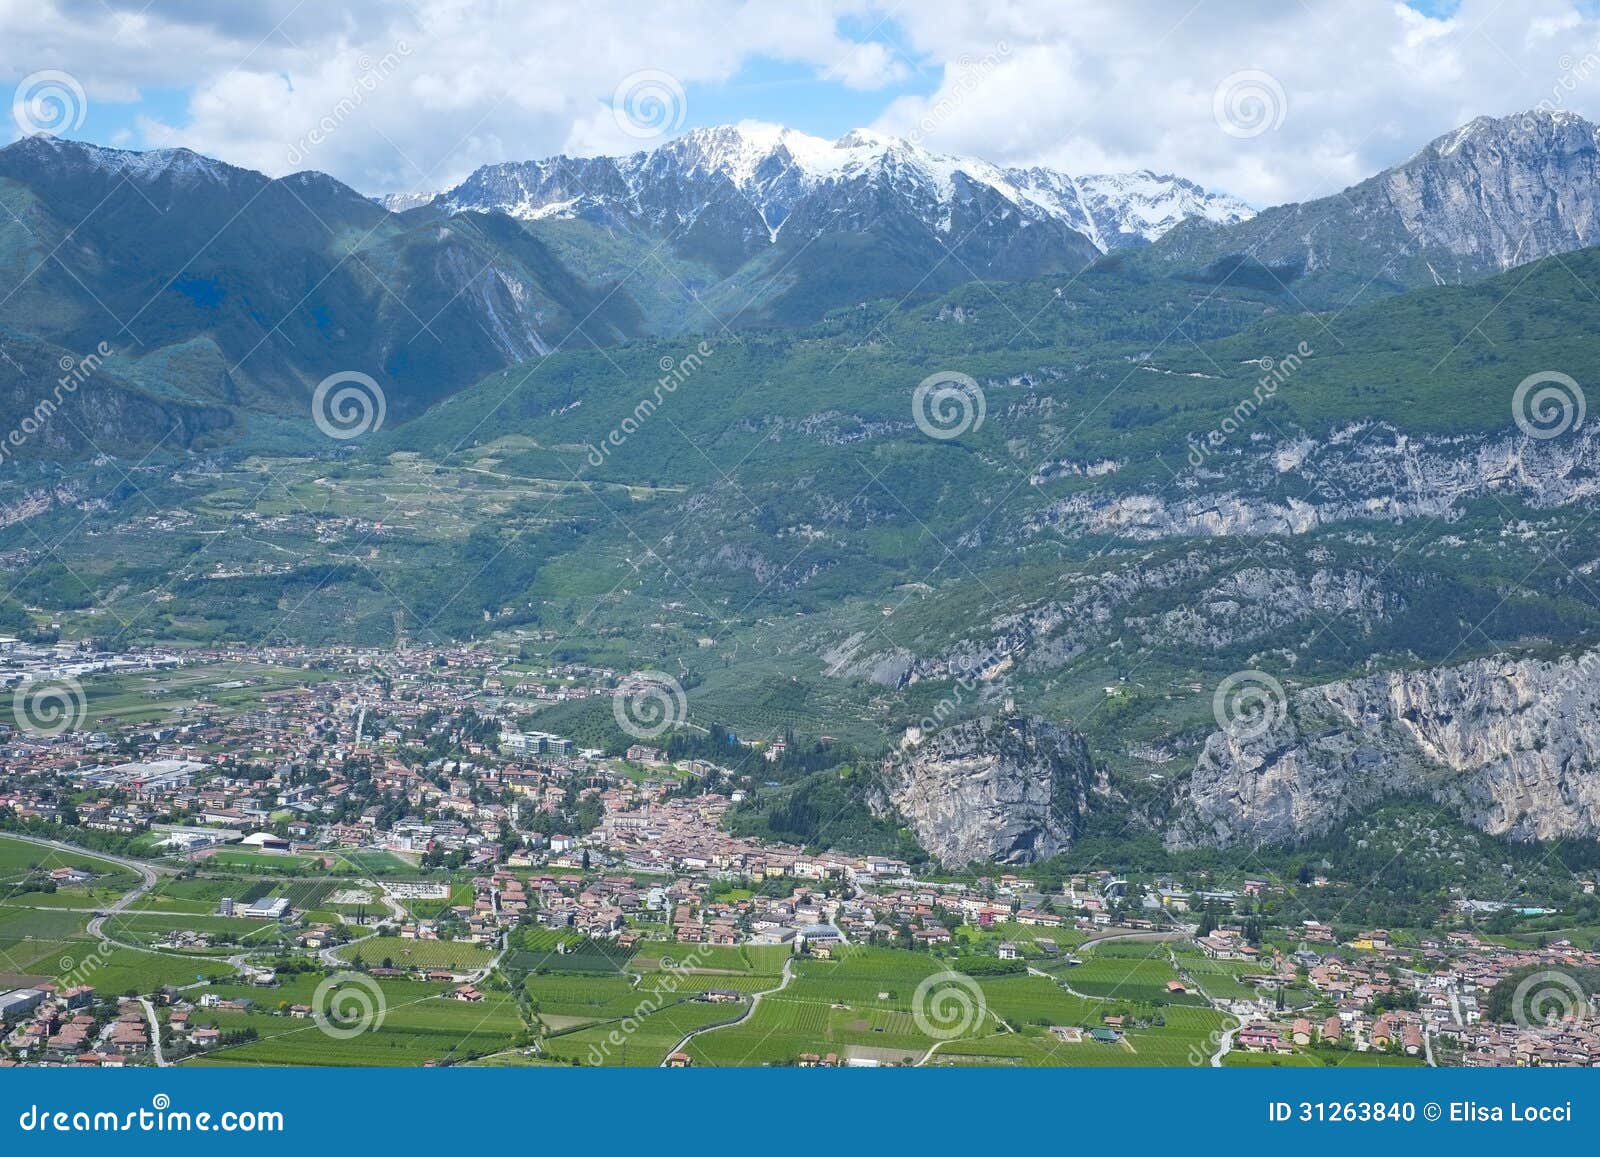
[1174,952,1272,1001]
[1056,955,1207,1005]
[53,945,224,995]
[667,942,1244,1068]
[130,876,344,916]
[186,973,525,1067]
[679,948,942,1067]
[932,1000,1232,1068]
[201,850,321,871]
[101,912,288,954]
[334,850,417,875]
[632,944,790,975]
[551,1000,746,1066]
[0,835,140,898]
[8,664,336,730]
[0,904,91,978]
[505,927,634,974]
[516,943,799,1064]
[338,937,495,972]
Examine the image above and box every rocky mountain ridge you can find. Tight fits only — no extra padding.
[1034,421,1600,542]
[1170,649,1600,849]
[1142,110,1600,302]
[417,123,1253,256]
[874,713,1109,866]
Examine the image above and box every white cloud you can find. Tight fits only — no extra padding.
[0,0,906,194]
[4,0,1600,205]
[875,0,1600,204]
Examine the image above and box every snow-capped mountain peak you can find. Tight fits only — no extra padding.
[422,121,1253,253]
[6,134,237,188]
[377,190,439,212]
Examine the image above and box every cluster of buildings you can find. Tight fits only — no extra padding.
[9,642,1600,1070]
[0,986,149,1066]
[1186,917,1600,1066]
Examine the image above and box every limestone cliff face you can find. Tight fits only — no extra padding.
[1032,422,1600,543]
[1144,111,1600,296]
[877,714,1105,867]
[1170,651,1600,849]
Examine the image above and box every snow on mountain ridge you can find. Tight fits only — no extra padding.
[377,190,439,212]
[428,122,1254,251]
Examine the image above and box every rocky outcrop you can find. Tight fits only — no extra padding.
[876,713,1106,866]
[437,125,1249,258]
[821,548,1401,688]
[1170,650,1600,849]
[1144,110,1600,300]
[1032,422,1600,543]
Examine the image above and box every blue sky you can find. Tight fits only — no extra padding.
[684,57,935,141]
[57,14,946,156]
[28,1,1459,157]
[7,1,1600,205]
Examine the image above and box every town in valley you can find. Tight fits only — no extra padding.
[1,637,1596,1069]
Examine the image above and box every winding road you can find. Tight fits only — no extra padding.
[3,832,163,944]
[4,832,161,909]
[660,955,794,1065]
